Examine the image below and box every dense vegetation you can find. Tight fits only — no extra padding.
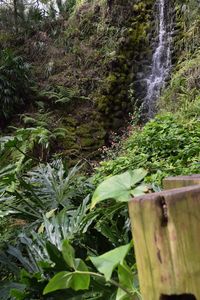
[1,0,200,299]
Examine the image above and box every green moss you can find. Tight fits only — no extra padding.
[97,95,110,112]
[79,137,95,148]
[62,116,78,127]
[95,0,154,130]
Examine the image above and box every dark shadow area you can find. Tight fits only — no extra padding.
[160,294,196,300]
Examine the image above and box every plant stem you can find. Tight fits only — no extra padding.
[109,279,136,299]
[75,271,136,299]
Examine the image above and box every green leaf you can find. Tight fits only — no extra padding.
[44,242,90,294]
[91,169,147,209]
[72,258,90,289]
[131,184,149,197]
[43,271,74,294]
[128,169,148,186]
[116,263,134,300]
[46,242,67,270]
[116,288,130,300]
[10,289,26,300]
[43,259,90,294]
[89,243,131,281]
[62,240,75,269]
[0,283,25,300]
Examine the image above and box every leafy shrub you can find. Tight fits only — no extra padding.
[0,122,71,173]
[0,160,91,222]
[1,231,138,299]
[94,114,200,186]
[0,49,32,126]
[0,194,139,299]
[159,49,200,119]
[0,162,144,299]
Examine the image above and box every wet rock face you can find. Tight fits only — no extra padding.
[133,0,175,119]
[142,0,173,119]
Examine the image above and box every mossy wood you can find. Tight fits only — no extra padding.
[128,185,200,300]
[163,175,200,190]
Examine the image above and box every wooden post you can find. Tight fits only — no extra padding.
[163,174,200,190]
[128,185,200,300]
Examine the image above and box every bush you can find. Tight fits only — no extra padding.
[0,49,32,127]
[159,49,200,119]
[94,113,200,186]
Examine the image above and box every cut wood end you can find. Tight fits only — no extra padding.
[129,184,200,205]
[164,174,200,181]
[163,174,200,190]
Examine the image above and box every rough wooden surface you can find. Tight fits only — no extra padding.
[163,175,200,190]
[128,185,200,300]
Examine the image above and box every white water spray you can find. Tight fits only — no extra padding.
[144,0,172,118]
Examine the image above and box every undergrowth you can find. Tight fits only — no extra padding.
[159,49,200,119]
[1,1,200,299]
[94,113,200,186]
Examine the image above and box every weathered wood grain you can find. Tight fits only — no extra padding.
[128,185,200,300]
[163,175,200,190]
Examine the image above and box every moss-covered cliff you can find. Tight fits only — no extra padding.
[2,0,200,163]
[3,0,159,162]
[160,0,200,117]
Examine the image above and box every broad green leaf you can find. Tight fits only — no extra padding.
[43,271,74,294]
[89,243,131,281]
[116,288,130,300]
[72,258,90,289]
[62,240,75,269]
[91,169,147,209]
[43,259,90,294]
[129,169,148,186]
[46,242,67,270]
[131,184,149,197]
[116,263,134,300]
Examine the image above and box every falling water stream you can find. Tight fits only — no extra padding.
[144,0,172,119]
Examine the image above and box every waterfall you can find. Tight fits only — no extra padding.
[143,0,172,119]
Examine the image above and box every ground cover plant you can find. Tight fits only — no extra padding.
[1,111,200,299]
[0,161,145,299]
[94,113,200,186]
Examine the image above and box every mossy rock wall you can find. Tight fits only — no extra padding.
[96,0,159,130]
[57,107,106,164]
[10,0,199,163]
[42,0,200,162]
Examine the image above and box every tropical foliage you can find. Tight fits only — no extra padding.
[94,114,200,185]
[0,50,32,125]
[0,160,144,299]
[1,0,200,299]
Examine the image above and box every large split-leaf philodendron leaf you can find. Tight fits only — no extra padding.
[91,169,147,209]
